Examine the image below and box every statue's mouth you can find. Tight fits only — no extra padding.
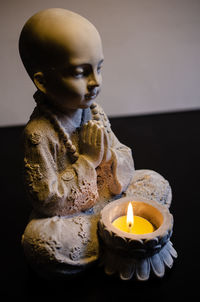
[85,91,99,100]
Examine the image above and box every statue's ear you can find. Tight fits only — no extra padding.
[33,72,46,93]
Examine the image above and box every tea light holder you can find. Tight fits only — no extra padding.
[98,196,177,281]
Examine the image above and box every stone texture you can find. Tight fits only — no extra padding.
[125,169,172,208]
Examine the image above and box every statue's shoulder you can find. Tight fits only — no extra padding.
[24,113,55,145]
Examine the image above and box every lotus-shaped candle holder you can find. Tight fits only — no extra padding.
[98,197,177,281]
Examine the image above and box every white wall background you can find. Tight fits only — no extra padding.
[0,0,200,126]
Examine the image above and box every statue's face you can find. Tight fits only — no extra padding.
[43,32,104,112]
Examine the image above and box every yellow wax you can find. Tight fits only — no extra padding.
[112,215,154,234]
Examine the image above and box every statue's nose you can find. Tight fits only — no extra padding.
[87,73,100,91]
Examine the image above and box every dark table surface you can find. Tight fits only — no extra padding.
[0,109,199,299]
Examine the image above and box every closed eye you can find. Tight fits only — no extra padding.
[97,64,103,74]
[60,65,90,78]
[71,65,91,78]
[97,60,104,74]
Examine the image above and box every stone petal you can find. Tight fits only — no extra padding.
[136,258,150,281]
[160,245,173,268]
[150,253,165,277]
[145,238,159,248]
[166,241,178,258]
[104,251,116,275]
[119,261,135,281]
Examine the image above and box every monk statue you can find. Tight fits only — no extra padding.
[19,8,172,278]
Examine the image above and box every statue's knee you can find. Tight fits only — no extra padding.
[22,213,99,272]
[125,169,172,207]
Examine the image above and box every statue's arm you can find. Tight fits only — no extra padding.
[23,128,98,216]
[108,131,135,194]
[95,105,135,195]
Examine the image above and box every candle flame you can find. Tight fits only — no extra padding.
[127,202,134,230]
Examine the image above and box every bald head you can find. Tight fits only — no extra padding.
[19,8,102,79]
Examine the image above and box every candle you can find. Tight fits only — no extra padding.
[112,202,154,234]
